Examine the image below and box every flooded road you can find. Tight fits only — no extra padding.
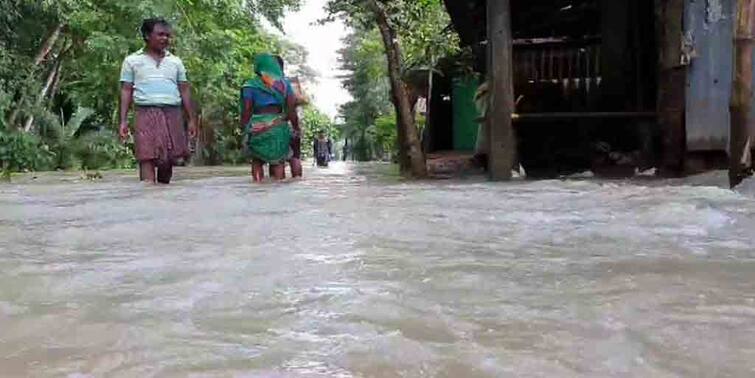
[1,163,754,377]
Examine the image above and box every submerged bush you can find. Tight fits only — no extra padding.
[0,128,55,177]
[74,130,135,170]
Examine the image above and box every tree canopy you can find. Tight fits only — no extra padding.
[327,0,459,164]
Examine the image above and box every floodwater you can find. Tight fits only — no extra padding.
[1,163,754,377]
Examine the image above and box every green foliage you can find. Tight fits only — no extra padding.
[326,0,459,72]
[0,77,54,177]
[327,0,459,161]
[73,130,135,170]
[372,113,397,158]
[0,81,10,129]
[247,0,302,29]
[336,27,392,161]
[39,106,111,170]
[213,125,246,166]
[0,129,54,178]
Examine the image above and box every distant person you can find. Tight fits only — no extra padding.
[240,53,300,182]
[275,55,303,179]
[119,18,197,184]
[313,131,333,167]
[342,139,351,161]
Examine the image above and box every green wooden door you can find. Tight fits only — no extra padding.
[452,75,481,151]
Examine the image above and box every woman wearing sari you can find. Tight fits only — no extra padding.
[240,54,300,182]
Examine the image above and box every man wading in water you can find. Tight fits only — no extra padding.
[314,131,333,167]
[119,18,197,184]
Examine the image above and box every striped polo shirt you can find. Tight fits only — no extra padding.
[120,49,188,106]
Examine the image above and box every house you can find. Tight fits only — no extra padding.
[431,0,747,178]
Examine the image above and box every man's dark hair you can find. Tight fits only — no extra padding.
[141,18,171,41]
[275,55,285,71]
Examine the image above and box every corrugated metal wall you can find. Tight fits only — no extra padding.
[685,0,734,151]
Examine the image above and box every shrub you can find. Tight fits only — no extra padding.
[0,128,54,178]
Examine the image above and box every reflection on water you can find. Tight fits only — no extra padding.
[1,163,754,377]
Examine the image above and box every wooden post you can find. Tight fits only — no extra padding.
[730,0,755,188]
[487,0,516,180]
[424,67,434,153]
[655,0,687,176]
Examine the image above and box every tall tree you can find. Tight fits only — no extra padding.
[337,27,392,161]
[326,0,458,177]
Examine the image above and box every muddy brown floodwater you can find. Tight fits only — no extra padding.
[1,163,754,377]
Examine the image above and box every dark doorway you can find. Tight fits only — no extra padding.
[510,0,659,177]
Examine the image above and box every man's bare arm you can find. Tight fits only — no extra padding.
[119,83,134,141]
[179,82,197,137]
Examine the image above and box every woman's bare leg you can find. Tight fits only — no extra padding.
[271,164,285,180]
[270,164,286,180]
[139,161,156,183]
[252,160,265,182]
[290,158,303,178]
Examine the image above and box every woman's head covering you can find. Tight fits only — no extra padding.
[241,53,287,112]
[254,53,283,84]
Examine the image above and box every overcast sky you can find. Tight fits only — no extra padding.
[278,0,351,119]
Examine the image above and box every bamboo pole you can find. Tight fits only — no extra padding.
[23,40,72,133]
[34,23,64,65]
[730,0,755,188]
[48,61,63,101]
[23,59,61,132]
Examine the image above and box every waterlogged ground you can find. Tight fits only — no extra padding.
[1,163,754,377]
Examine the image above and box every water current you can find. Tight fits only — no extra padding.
[1,163,754,377]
